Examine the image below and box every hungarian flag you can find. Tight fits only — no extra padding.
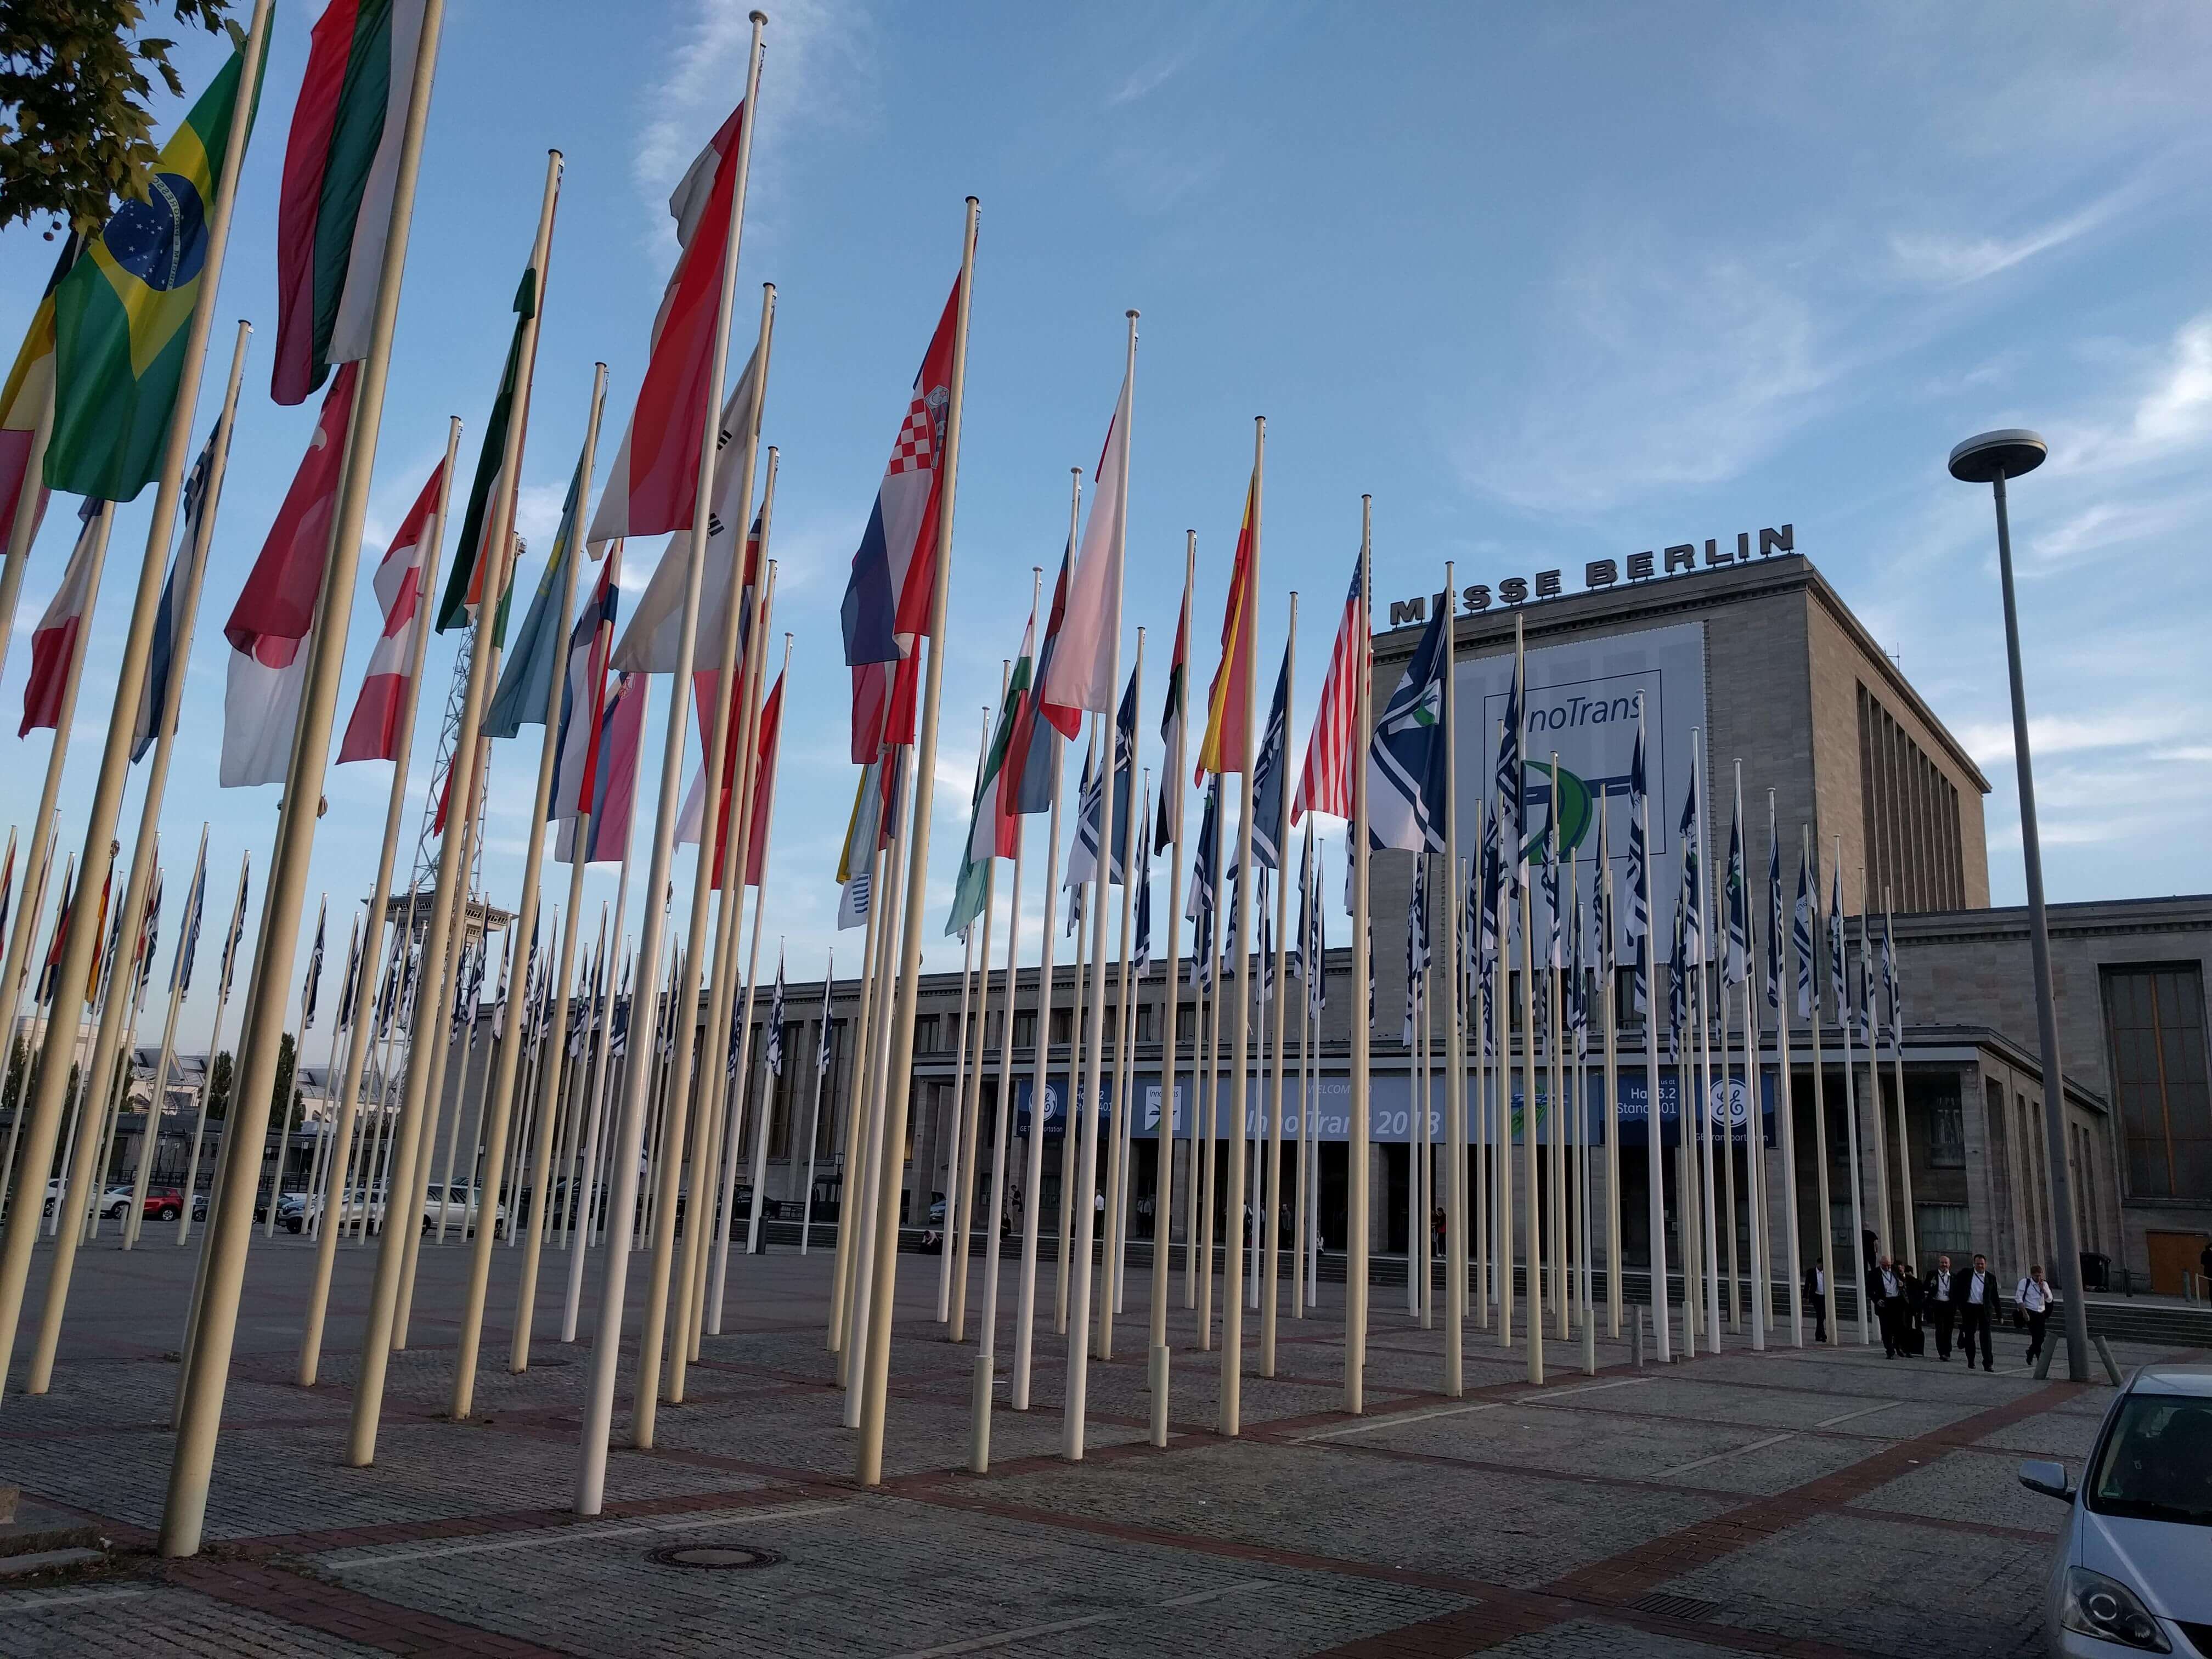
[558,672,647,866]
[946,602,1035,936]
[0,235,78,546]
[1038,363,1133,728]
[588,100,748,549]
[1154,570,1189,847]
[1195,468,1257,781]
[337,456,444,763]
[272,0,427,404]
[1003,549,1071,814]
[436,269,536,635]
[20,503,105,737]
[839,278,960,669]
[129,425,221,761]
[221,361,361,787]
[47,37,265,501]
[551,547,621,834]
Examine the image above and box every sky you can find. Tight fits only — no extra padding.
[1,0,2208,1053]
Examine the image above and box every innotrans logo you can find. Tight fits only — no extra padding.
[1519,761,1593,865]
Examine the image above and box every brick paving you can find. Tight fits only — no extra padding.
[0,1233,2196,1656]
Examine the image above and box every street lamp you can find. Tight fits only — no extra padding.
[1948,428,2091,1383]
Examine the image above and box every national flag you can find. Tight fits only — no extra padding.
[1194,469,1257,780]
[588,99,749,549]
[814,956,835,1075]
[1882,910,1903,1047]
[679,666,785,877]
[840,279,960,669]
[488,927,513,1043]
[0,235,78,546]
[947,606,1036,937]
[1722,807,1748,988]
[218,854,250,1004]
[436,269,537,635]
[130,426,219,761]
[0,837,14,963]
[1539,815,1561,970]
[1569,895,1589,1058]
[1677,750,1704,967]
[1366,600,1448,853]
[834,760,882,931]
[1826,862,1846,1026]
[1496,641,1526,887]
[1765,822,1784,1015]
[1186,783,1220,988]
[1006,549,1070,812]
[336,910,363,1032]
[1065,740,1105,890]
[1156,571,1189,848]
[848,651,921,765]
[1626,718,1650,1016]
[1132,776,1154,973]
[766,949,786,1076]
[1037,362,1133,726]
[222,361,362,788]
[611,349,763,673]
[1792,847,1816,1020]
[46,38,265,501]
[1403,854,1429,1047]
[337,456,444,763]
[1478,800,1503,1047]
[558,672,647,865]
[1666,890,1687,1059]
[1307,833,1328,1018]
[1857,915,1875,1044]
[486,433,593,736]
[272,0,426,404]
[548,545,622,828]
[1293,551,1366,826]
[20,500,105,737]
[743,670,785,886]
[1249,645,1290,871]
[301,898,327,1030]
[35,862,72,1008]
[84,864,115,1006]
[133,865,163,1013]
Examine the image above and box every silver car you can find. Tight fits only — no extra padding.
[2019,1363,2212,1655]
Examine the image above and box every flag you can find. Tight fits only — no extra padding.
[1496,643,1526,887]
[1722,808,1748,988]
[1066,741,1105,889]
[848,651,921,765]
[610,349,763,673]
[558,672,647,865]
[20,501,104,737]
[1570,895,1589,1058]
[1479,800,1503,1048]
[1007,549,1070,812]
[679,665,785,878]
[1626,719,1650,1017]
[947,606,1035,936]
[0,839,14,967]
[1403,854,1430,1046]
[84,865,115,1005]
[130,427,219,761]
[490,926,514,1041]
[1366,601,1448,853]
[1883,910,1903,1047]
[840,280,960,670]
[549,546,621,828]
[35,865,72,1007]
[0,236,78,547]
[1540,818,1561,970]
[766,950,786,1076]
[437,269,537,635]
[1288,831,1308,985]
[222,360,362,788]
[1156,573,1189,848]
[1765,823,1784,1015]
[301,898,326,1030]
[1250,645,1290,871]
[1308,834,1328,1018]
[1293,551,1366,826]
[134,865,163,1013]
[1792,848,1815,1021]
[1826,862,1846,1026]
[1677,751,1704,966]
[272,0,426,404]
[218,854,250,1003]
[1194,469,1257,779]
[1857,915,1875,1043]
[835,760,883,932]
[336,912,363,1033]
[1132,776,1154,973]
[1038,362,1133,725]
[589,99,749,549]
[47,39,264,501]
[486,433,594,736]
[1667,890,1687,1059]
[337,456,444,763]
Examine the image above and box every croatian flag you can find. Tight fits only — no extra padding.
[337,458,444,763]
[20,500,103,736]
[840,280,960,671]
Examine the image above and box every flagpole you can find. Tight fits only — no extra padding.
[799,950,833,1255]
[1196,795,1220,1346]
[828,840,884,1362]
[949,693,1002,1340]
[841,787,910,1409]
[1013,549,1073,1408]
[88,877,156,1244]
[1260,591,1295,1378]
[1835,837,1869,1345]
[561,916,624,1341]
[262,897,324,1240]
[1147,542,1191,1435]
[730,636,797,1274]
[1295,825,1314,1318]
[1804,828,1837,1342]
[1738,768,1767,1351]
[1108,773,1143,1322]
[1056,733,1094,1341]
[126,825,204,1247]
[1886,887,1914,1271]
[1435,562,1466,1386]
[1094,635,1142,1362]
[1547,753,1568,1342]
[0,383,54,690]
[1344,498,1375,1413]
[1771,795,1801,1345]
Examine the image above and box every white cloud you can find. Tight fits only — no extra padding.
[1955,706,2192,768]
[1887,192,2126,287]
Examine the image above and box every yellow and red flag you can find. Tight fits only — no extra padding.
[1194,469,1259,780]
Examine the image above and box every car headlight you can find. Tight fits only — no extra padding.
[2062,1567,2170,1652]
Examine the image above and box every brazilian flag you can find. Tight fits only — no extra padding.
[46,35,267,503]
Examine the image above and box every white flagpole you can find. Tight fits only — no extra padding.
[828,840,884,1359]
[1835,836,1869,1346]
[1494,729,1513,1348]
[1056,729,1096,1341]
[1096,633,1144,1361]
[1439,563,1466,1384]
[1109,776,1145,1323]
[127,825,206,1248]
[560,916,623,1344]
[1861,877,1893,1263]
[731,640,796,1280]
[1805,827,1837,1344]
[1296,824,1316,1316]
[1013,500,1074,1410]
[1737,763,1767,1350]
[951,684,1008,1339]
[1600,803,1621,1337]
[1195,799,1217,1345]
[1346,499,1373,1413]
[1887,887,1915,1271]
[940,709,989,1330]
[1637,706,1668,1361]
[1517,623,1543,1385]
[1261,594,1295,1376]
[799,950,833,1256]
[1548,754,1568,1343]
[1772,793,1802,1346]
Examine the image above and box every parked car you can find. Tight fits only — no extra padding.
[2018,1362,2212,1655]
[421,1184,506,1238]
[99,1185,189,1222]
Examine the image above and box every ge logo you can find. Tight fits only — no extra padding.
[105,172,209,292]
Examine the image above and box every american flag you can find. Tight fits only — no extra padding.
[1290,549,1365,826]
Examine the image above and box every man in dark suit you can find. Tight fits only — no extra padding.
[1955,1252,1997,1371]
[1803,1261,1828,1343]
[1924,1255,1959,1361]
[1870,1255,1906,1357]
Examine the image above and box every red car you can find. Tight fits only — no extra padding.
[98,1184,190,1222]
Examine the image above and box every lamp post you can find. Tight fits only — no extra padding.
[1948,428,2090,1383]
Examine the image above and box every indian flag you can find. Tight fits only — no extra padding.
[273,0,427,405]
[46,36,264,502]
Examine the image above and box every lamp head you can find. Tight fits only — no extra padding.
[1948,428,2046,484]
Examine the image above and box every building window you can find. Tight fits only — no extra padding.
[1013,1010,1036,1049]
[1926,1088,1965,1168]
[2101,963,2211,1202]
[1857,684,1966,913]
[915,1014,940,1054]
[1136,1005,1156,1044]
[1915,1202,1972,1261]
[1049,1008,1072,1046]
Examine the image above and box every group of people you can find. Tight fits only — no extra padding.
[1800,1251,2053,1372]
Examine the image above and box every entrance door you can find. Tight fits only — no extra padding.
[2146,1229,2210,1296]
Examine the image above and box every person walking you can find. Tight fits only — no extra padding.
[1803,1261,1828,1344]
[2016,1263,2054,1367]
[1871,1255,1906,1358]
[1956,1252,1997,1370]
[1925,1255,1958,1361]
[1900,1262,1926,1356]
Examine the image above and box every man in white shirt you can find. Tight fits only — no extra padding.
[1926,1255,1957,1361]
[1957,1252,1996,1370]
[1872,1255,1906,1357]
[2016,1265,2053,1366]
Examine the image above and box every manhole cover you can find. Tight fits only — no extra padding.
[1630,1591,1719,1623]
[648,1543,784,1571]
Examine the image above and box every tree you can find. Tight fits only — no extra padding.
[1,1035,26,1115]
[206,1049,232,1120]
[271,1031,295,1121]
[0,1,236,235]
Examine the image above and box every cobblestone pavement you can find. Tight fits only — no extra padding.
[0,1234,2191,1656]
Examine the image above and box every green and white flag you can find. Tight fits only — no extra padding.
[946,602,1036,936]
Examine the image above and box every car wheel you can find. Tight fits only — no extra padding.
[157,1205,179,1221]
[287,1217,303,1234]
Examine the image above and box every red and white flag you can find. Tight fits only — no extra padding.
[1038,363,1132,726]
[19,503,103,737]
[1291,549,1368,825]
[682,670,785,879]
[587,102,746,550]
[221,362,360,787]
[337,458,444,763]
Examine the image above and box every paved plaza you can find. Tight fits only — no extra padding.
[0,1236,2191,1657]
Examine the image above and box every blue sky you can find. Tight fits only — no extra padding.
[2,0,2208,1050]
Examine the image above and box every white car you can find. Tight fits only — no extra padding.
[2019,1362,2212,1655]
[292,1188,387,1234]
[421,1184,506,1238]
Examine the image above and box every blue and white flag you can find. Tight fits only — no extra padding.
[1402,855,1429,1046]
[1496,647,1526,890]
[218,852,250,1005]
[1477,799,1503,1053]
[1289,831,1310,986]
[1677,749,1704,967]
[1792,846,1816,1022]
[129,427,217,763]
[1187,782,1219,988]
[300,898,326,1031]
[1722,807,1747,988]
[1066,741,1105,891]
[1132,776,1154,974]
[1882,910,1902,1048]
[336,911,363,1034]
[1625,716,1650,1016]
[766,948,787,1076]
[1569,895,1589,1058]
[1367,602,1449,854]
[1826,862,1847,1030]
[134,865,163,1013]
[816,953,836,1074]
[1765,823,1784,1014]
[1667,890,1687,1060]
[1250,646,1290,872]
[1306,833,1328,1019]
[172,836,206,996]
[1540,799,1562,970]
